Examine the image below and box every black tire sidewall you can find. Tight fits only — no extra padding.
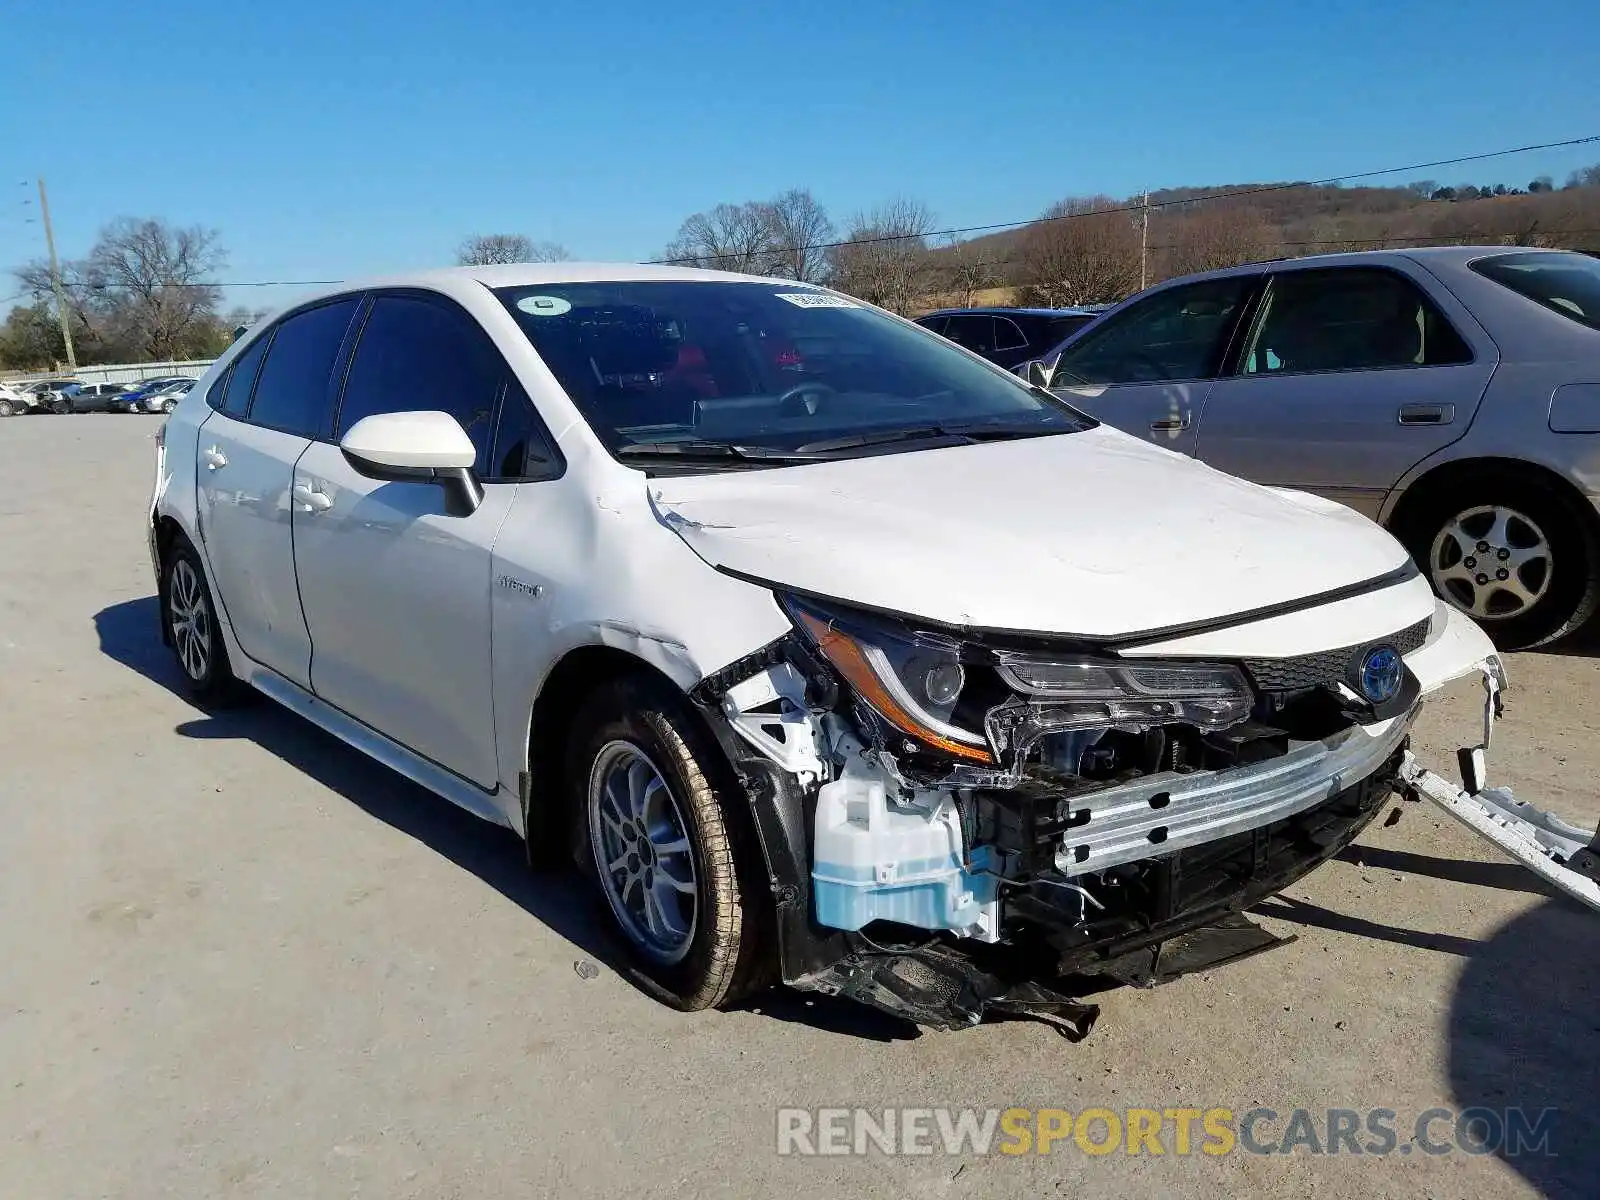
[1402,475,1599,648]
[160,542,237,702]
[566,677,753,1009]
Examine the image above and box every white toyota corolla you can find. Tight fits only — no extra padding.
[149,263,1507,1033]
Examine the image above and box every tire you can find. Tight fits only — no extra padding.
[162,399,178,414]
[159,538,249,706]
[50,399,69,415]
[1400,471,1600,649]
[0,398,14,417]
[566,675,773,1010]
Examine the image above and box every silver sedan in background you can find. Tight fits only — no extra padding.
[1020,246,1600,648]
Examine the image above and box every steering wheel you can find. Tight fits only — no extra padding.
[776,381,837,419]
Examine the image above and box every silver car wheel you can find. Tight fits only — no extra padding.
[168,558,213,681]
[587,740,698,964]
[1429,504,1552,621]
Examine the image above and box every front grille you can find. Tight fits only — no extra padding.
[1243,618,1429,692]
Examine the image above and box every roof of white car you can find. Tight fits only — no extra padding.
[348,261,783,292]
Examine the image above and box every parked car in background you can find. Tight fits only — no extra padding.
[915,306,1099,370]
[63,381,137,412]
[118,377,197,413]
[147,263,1502,1029]
[0,381,26,417]
[1016,246,1600,649]
[26,379,82,413]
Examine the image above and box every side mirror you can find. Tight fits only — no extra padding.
[1021,358,1056,389]
[339,410,484,517]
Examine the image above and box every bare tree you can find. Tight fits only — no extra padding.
[456,234,570,265]
[761,188,834,282]
[663,203,774,272]
[1017,196,1140,307]
[1565,164,1600,190]
[827,198,938,314]
[940,237,999,306]
[1162,206,1277,276]
[83,218,226,359]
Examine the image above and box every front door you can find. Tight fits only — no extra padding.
[292,292,507,787]
[1192,263,1498,518]
[1047,273,1261,457]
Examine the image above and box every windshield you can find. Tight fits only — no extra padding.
[1471,251,1600,332]
[495,281,1092,466]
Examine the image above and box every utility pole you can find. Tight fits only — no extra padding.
[37,178,77,371]
[1139,191,1150,292]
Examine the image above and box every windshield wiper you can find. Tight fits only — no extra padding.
[614,440,819,464]
[794,421,1072,455]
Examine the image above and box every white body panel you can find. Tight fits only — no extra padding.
[194,411,315,687]
[291,441,512,789]
[650,425,1412,638]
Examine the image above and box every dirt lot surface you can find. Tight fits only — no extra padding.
[2,415,1597,1199]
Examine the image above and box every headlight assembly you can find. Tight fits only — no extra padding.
[782,595,1255,769]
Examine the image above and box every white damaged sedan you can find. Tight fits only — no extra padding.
[148,264,1515,1034]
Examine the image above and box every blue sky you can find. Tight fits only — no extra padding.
[3,0,1597,309]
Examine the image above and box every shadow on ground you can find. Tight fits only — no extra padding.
[93,596,620,978]
[93,596,919,1041]
[1447,899,1600,1196]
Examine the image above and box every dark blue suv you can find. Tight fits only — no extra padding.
[914,306,1101,370]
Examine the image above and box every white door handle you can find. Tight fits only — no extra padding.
[293,482,333,512]
[202,446,228,471]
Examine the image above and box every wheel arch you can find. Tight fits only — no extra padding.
[1384,455,1600,543]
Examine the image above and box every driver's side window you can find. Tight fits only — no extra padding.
[1055,276,1256,385]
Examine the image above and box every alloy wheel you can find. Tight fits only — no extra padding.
[587,740,699,964]
[168,558,213,681]
[1429,504,1552,621]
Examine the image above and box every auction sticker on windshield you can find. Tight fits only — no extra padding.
[516,295,574,316]
[774,292,859,309]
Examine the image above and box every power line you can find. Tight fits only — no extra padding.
[648,133,1600,265]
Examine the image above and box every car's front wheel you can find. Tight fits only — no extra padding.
[566,676,772,1010]
[161,398,179,414]
[0,398,14,417]
[50,398,69,415]
[160,540,247,705]
[1403,473,1600,649]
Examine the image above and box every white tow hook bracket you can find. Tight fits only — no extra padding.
[721,663,826,788]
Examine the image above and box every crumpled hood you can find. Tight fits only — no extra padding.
[649,426,1412,639]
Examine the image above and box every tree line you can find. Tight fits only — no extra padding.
[3,218,263,371]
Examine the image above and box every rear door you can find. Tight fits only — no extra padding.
[291,291,513,787]
[194,297,361,687]
[1192,263,1498,517]
[1047,274,1260,456]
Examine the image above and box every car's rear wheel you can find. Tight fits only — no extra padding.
[566,675,772,1010]
[160,540,248,705]
[161,398,179,414]
[1402,473,1600,649]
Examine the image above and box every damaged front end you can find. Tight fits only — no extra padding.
[693,592,1512,1038]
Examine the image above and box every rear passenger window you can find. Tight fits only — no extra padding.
[336,295,500,472]
[1241,268,1472,375]
[247,298,360,436]
[993,317,1028,352]
[218,334,270,417]
[943,314,995,353]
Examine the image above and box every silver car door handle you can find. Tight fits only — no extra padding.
[293,482,333,512]
[1150,415,1190,432]
[202,446,228,470]
[1397,403,1455,426]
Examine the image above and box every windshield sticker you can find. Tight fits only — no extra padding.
[516,295,573,316]
[774,292,858,309]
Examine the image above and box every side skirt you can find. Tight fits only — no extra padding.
[246,666,516,832]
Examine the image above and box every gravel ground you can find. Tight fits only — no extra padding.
[2,414,1597,1199]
